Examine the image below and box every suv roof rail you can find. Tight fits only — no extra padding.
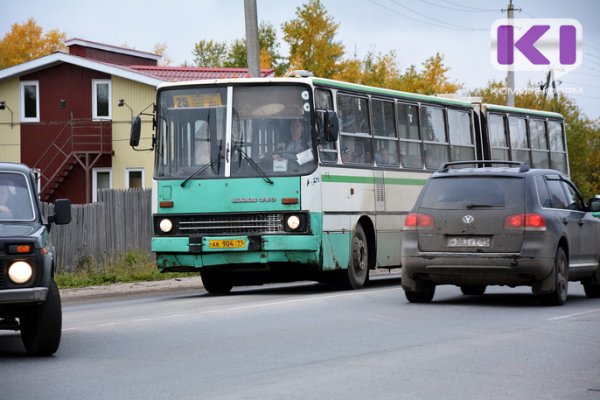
[438,160,530,173]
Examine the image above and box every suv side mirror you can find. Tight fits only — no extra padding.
[589,197,600,213]
[129,116,142,147]
[317,110,339,143]
[50,199,71,225]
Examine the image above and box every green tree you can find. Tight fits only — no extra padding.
[192,39,227,67]
[282,0,344,78]
[224,22,287,74]
[471,79,600,198]
[0,18,66,69]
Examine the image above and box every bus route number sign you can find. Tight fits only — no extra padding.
[173,94,222,108]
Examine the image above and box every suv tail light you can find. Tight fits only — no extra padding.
[404,212,434,230]
[504,213,546,231]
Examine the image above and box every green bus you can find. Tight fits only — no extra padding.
[130,76,567,294]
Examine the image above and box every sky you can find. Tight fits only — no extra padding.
[1,0,599,120]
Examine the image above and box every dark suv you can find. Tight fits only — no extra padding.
[401,161,600,306]
[0,163,71,355]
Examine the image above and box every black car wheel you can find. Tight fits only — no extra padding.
[20,279,62,356]
[460,285,487,295]
[404,281,436,303]
[540,247,568,306]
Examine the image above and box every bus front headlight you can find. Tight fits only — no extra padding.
[286,215,301,230]
[8,261,33,284]
[159,218,173,233]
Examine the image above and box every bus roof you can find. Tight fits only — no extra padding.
[156,76,474,109]
[483,103,564,120]
[311,77,474,108]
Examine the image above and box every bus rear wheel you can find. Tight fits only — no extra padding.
[338,224,370,290]
[200,270,233,295]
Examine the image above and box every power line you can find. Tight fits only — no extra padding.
[389,0,488,30]
[419,0,497,13]
[369,0,487,31]
[440,0,497,12]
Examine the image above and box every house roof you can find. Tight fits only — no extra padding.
[129,65,275,81]
[0,52,276,87]
[65,38,162,61]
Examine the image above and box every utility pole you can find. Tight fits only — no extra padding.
[244,0,260,78]
[503,0,518,107]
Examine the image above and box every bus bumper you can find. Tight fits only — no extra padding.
[152,234,321,269]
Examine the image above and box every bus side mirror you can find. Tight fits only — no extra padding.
[317,110,339,143]
[130,116,142,147]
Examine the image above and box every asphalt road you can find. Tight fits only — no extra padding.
[1,275,600,400]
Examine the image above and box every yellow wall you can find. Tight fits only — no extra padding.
[111,77,157,189]
[0,78,21,163]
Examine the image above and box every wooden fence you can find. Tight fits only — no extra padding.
[46,189,153,272]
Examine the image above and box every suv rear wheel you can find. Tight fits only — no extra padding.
[405,281,436,303]
[539,247,568,306]
[460,285,487,295]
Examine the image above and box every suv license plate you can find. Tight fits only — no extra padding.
[447,237,491,248]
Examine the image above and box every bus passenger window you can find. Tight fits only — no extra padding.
[488,113,509,161]
[447,109,474,161]
[508,116,530,164]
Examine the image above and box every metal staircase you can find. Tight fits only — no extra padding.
[34,118,112,202]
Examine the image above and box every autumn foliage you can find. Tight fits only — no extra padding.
[0,18,66,69]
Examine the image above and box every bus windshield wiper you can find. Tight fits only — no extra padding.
[181,140,222,187]
[235,145,274,185]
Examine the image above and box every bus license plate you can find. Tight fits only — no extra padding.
[209,239,246,249]
[447,237,491,248]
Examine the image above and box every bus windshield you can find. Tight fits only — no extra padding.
[155,84,316,179]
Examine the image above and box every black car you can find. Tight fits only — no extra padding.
[401,161,600,305]
[0,163,71,355]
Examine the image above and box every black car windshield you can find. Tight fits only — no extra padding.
[155,84,316,179]
[420,176,524,210]
[0,172,35,221]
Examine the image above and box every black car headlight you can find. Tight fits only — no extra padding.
[7,261,33,284]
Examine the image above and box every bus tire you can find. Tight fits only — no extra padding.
[338,224,370,290]
[201,270,233,295]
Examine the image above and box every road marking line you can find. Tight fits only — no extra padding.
[61,287,403,331]
[547,307,600,321]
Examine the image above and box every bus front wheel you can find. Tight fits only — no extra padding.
[201,270,233,295]
[338,225,370,290]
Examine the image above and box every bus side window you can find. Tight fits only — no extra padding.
[315,88,337,163]
[447,109,475,162]
[547,120,567,173]
[529,118,549,169]
[398,103,423,169]
[338,93,372,165]
[508,116,530,165]
[488,113,509,161]
[373,99,398,166]
[420,105,448,169]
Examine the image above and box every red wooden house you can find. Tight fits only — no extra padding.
[0,38,275,203]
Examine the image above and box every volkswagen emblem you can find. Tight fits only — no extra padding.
[462,215,475,226]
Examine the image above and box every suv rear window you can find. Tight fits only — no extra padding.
[420,176,524,210]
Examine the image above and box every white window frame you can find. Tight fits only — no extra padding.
[20,81,40,123]
[92,168,112,202]
[92,79,112,120]
[125,168,144,189]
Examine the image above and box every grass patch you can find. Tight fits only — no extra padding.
[55,251,195,289]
